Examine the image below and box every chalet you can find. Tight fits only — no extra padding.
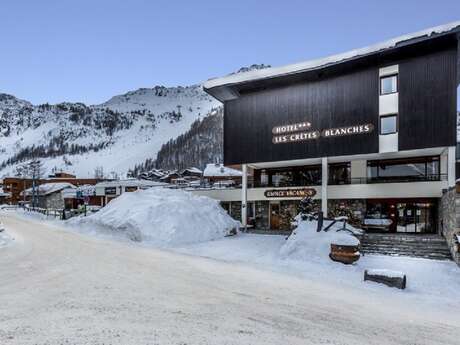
[179,167,203,179]
[21,182,76,209]
[203,163,243,185]
[3,176,104,205]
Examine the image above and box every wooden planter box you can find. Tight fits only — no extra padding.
[329,244,360,264]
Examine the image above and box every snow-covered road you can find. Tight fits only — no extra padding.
[0,214,459,345]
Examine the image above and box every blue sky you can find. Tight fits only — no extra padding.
[0,0,459,105]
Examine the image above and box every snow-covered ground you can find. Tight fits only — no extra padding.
[176,233,460,308]
[1,211,459,344]
[7,202,460,311]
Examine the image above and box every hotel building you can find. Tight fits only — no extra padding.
[197,23,460,238]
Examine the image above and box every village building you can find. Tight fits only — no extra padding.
[139,169,167,181]
[159,171,181,184]
[95,179,167,206]
[21,182,76,209]
[179,167,203,179]
[62,185,101,209]
[3,175,104,205]
[203,163,243,186]
[196,23,460,260]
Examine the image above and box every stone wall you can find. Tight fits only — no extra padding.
[230,201,242,222]
[439,187,459,265]
[254,201,269,230]
[38,192,65,210]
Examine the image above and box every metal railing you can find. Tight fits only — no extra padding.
[330,174,447,185]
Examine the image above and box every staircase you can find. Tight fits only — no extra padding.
[360,233,453,261]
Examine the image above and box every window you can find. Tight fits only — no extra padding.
[380,114,397,135]
[328,162,351,185]
[380,74,398,95]
[253,165,322,187]
[367,156,440,183]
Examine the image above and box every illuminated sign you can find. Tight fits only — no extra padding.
[272,121,374,144]
[264,188,317,198]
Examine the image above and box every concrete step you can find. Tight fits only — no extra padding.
[360,233,452,260]
[362,251,452,261]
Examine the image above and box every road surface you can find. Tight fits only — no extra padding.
[0,213,459,345]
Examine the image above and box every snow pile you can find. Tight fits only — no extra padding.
[280,217,360,262]
[67,188,239,246]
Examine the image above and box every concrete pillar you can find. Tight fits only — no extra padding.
[241,164,248,229]
[321,157,328,216]
[448,146,456,188]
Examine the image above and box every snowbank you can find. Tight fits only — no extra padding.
[67,188,240,246]
[280,218,360,262]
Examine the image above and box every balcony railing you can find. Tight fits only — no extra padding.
[329,174,447,185]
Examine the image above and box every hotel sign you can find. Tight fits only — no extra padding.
[272,121,374,144]
[264,188,317,198]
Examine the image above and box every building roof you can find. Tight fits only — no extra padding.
[62,184,96,198]
[22,182,76,196]
[180,167,203,175]
[203,164,242,177]
[95,179,167,188]
[204,21,460,101]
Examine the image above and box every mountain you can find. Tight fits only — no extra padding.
[0,85,221,178]
[0,64,271,178]
[129,107,223,176]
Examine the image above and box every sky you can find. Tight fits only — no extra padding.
[0,0,459,105]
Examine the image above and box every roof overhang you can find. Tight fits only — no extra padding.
[204,21,460,102]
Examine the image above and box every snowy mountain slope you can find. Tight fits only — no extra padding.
[0,64,276,178]
[0,64,270,178]
[0,85,221,178]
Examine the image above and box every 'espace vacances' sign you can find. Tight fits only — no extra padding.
[272,121,374,144]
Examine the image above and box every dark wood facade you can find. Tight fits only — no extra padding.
[221,36,458,166]
[398,47,457,151]
[224,67,380,165]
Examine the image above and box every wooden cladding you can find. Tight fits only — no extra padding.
[398,47,457,151]
[224,45,457,165]
[224,66,380,165]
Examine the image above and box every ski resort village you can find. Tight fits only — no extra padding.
[1,12,460,345]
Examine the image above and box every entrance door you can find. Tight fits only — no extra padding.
[396,202,435,233]
[270,203,280,230]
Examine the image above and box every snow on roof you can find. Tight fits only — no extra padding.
[96,179,167,188]
[204,21,460,91]
[62,184,96,198]
[181,167,202,174]
[22,182,76,196]
[203,164,242,177]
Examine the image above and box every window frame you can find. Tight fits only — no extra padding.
[379,74,398,96]
[379,114,398,135]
